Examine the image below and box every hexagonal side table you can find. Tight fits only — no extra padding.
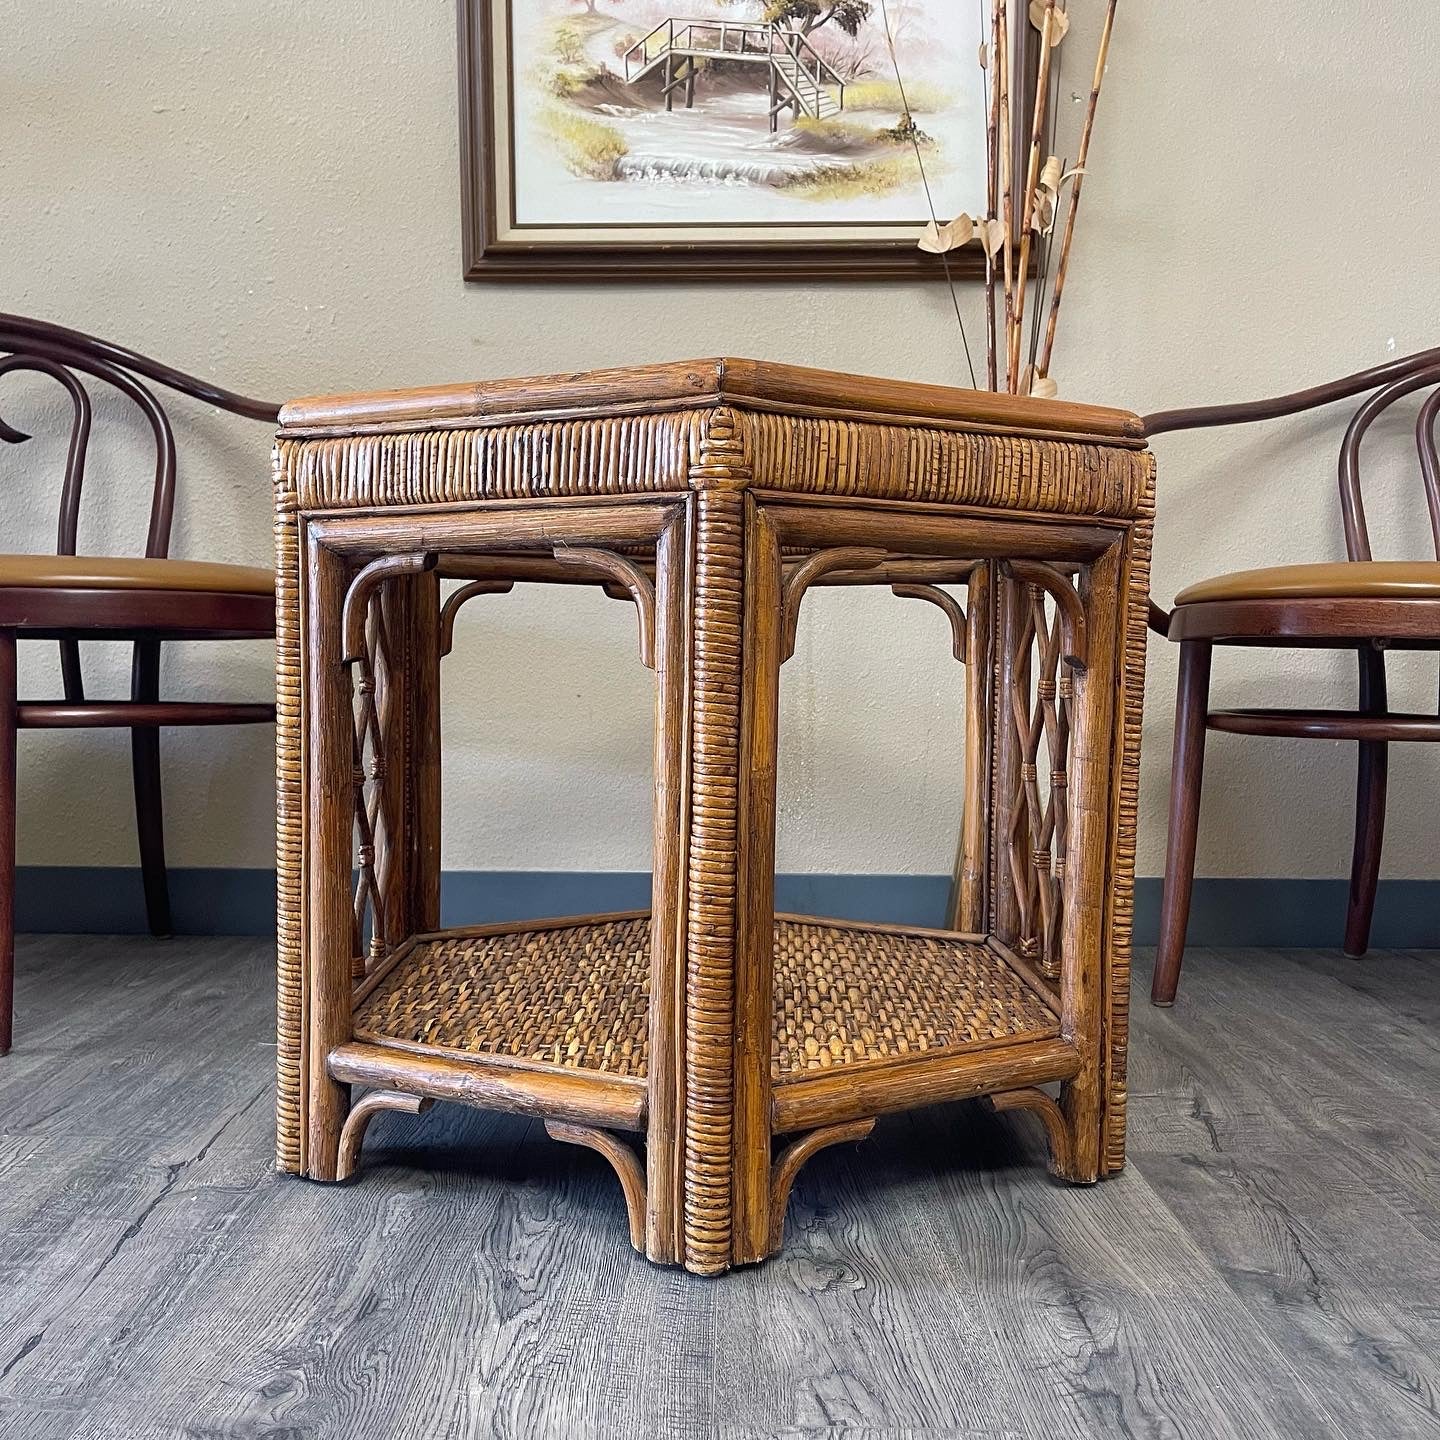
[272,359,1154,1275]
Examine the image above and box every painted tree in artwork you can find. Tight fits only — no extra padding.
[765,2,873,36]
[719,1,873,36]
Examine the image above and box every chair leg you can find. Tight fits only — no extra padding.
[131,641,172,939]
[1,631,17,1055]
[1152,640,1212,1007]
[1344,647,1387,958]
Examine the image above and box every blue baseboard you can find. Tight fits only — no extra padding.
[13,867,1439,947]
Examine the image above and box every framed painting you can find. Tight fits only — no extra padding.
[458,0,1039,281]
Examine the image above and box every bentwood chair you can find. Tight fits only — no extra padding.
[0,314,282,1053]
[1145,346,1440,1005]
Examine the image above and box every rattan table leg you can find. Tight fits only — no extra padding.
[1056,545,1122,1183]
[404,570,443,935]
[644,513,690,1265]
[677,482,747,1275]
[302,536,358,1181]
[732,496,784,1266]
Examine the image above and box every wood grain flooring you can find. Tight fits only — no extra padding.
[1,935,1438,1438]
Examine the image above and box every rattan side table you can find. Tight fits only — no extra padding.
[273,360,1154,1275]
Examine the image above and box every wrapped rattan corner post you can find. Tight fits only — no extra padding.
[272,359,1153,1274]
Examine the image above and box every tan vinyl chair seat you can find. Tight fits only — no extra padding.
[1173,560,1440,606]
[0,553,274,595]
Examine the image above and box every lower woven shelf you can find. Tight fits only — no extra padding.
[352,913,1059,1084]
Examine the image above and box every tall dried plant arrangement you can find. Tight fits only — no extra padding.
[893,0,1119,396]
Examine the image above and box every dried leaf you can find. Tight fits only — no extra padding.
[1030,192,1057,236]
[1030,154,1064,235]
[917,214,975,254]
[979,217,1007,257]
[978,40,988,69]
[1028,0,1070,43]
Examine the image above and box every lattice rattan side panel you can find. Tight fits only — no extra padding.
[1003,578,1081,982]
[348,585,408,978]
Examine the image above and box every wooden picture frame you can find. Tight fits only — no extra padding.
[458,0,1038,283]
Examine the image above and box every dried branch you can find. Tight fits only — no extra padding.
[1037,0,1118,382]
[997,0,1015,381]
[1008,0,1058,391]
[984,0,1002,389]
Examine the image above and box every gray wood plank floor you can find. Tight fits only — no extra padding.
[1,935,1438,1439]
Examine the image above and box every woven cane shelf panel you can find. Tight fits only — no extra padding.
[353,916,1059,1081]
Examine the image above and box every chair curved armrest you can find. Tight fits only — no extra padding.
[0,313,281,422]
[1,313,282,565]
[1142,346,1440,437]
[1147,599,1170,636]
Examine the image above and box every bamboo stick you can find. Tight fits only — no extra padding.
[997,0,1015,389]
[1008,0,1057,392]
[1036,0,1117,381]
[984,0,1002,390]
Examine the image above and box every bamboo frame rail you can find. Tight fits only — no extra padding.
[274,358,1153,1272]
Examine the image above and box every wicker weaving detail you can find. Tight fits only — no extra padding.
[276,411,693,513]
[356,920,653,1074]
[274,411,1150,519]
[687,405,751,488]
[273,483,303,1173]
[682,483,746,1272]
[771,920,1056,1070]
[1104,456,1156,1172]
[352,917,1058,1078]
[747,414,1149,517]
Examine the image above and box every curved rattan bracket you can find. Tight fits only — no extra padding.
[780,547,887,661]
[1005,561,1088,670]
[342,553,438,664]
[336,1089,434,1182]
[890,583,967,662]
[768,1118,875,1250]
[439,578,515,657]
[545,1121,647,1251]
[552,546,657,668]
[988,1086,1077,1181]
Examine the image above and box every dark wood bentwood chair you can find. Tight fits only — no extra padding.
[0,315,282,1054]
[1145,346,1440,1005]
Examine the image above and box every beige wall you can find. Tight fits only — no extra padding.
[3,0,1437,882]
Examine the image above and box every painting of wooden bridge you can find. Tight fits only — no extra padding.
[624,18,846,131]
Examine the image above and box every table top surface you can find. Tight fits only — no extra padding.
[278,357,1144,446]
